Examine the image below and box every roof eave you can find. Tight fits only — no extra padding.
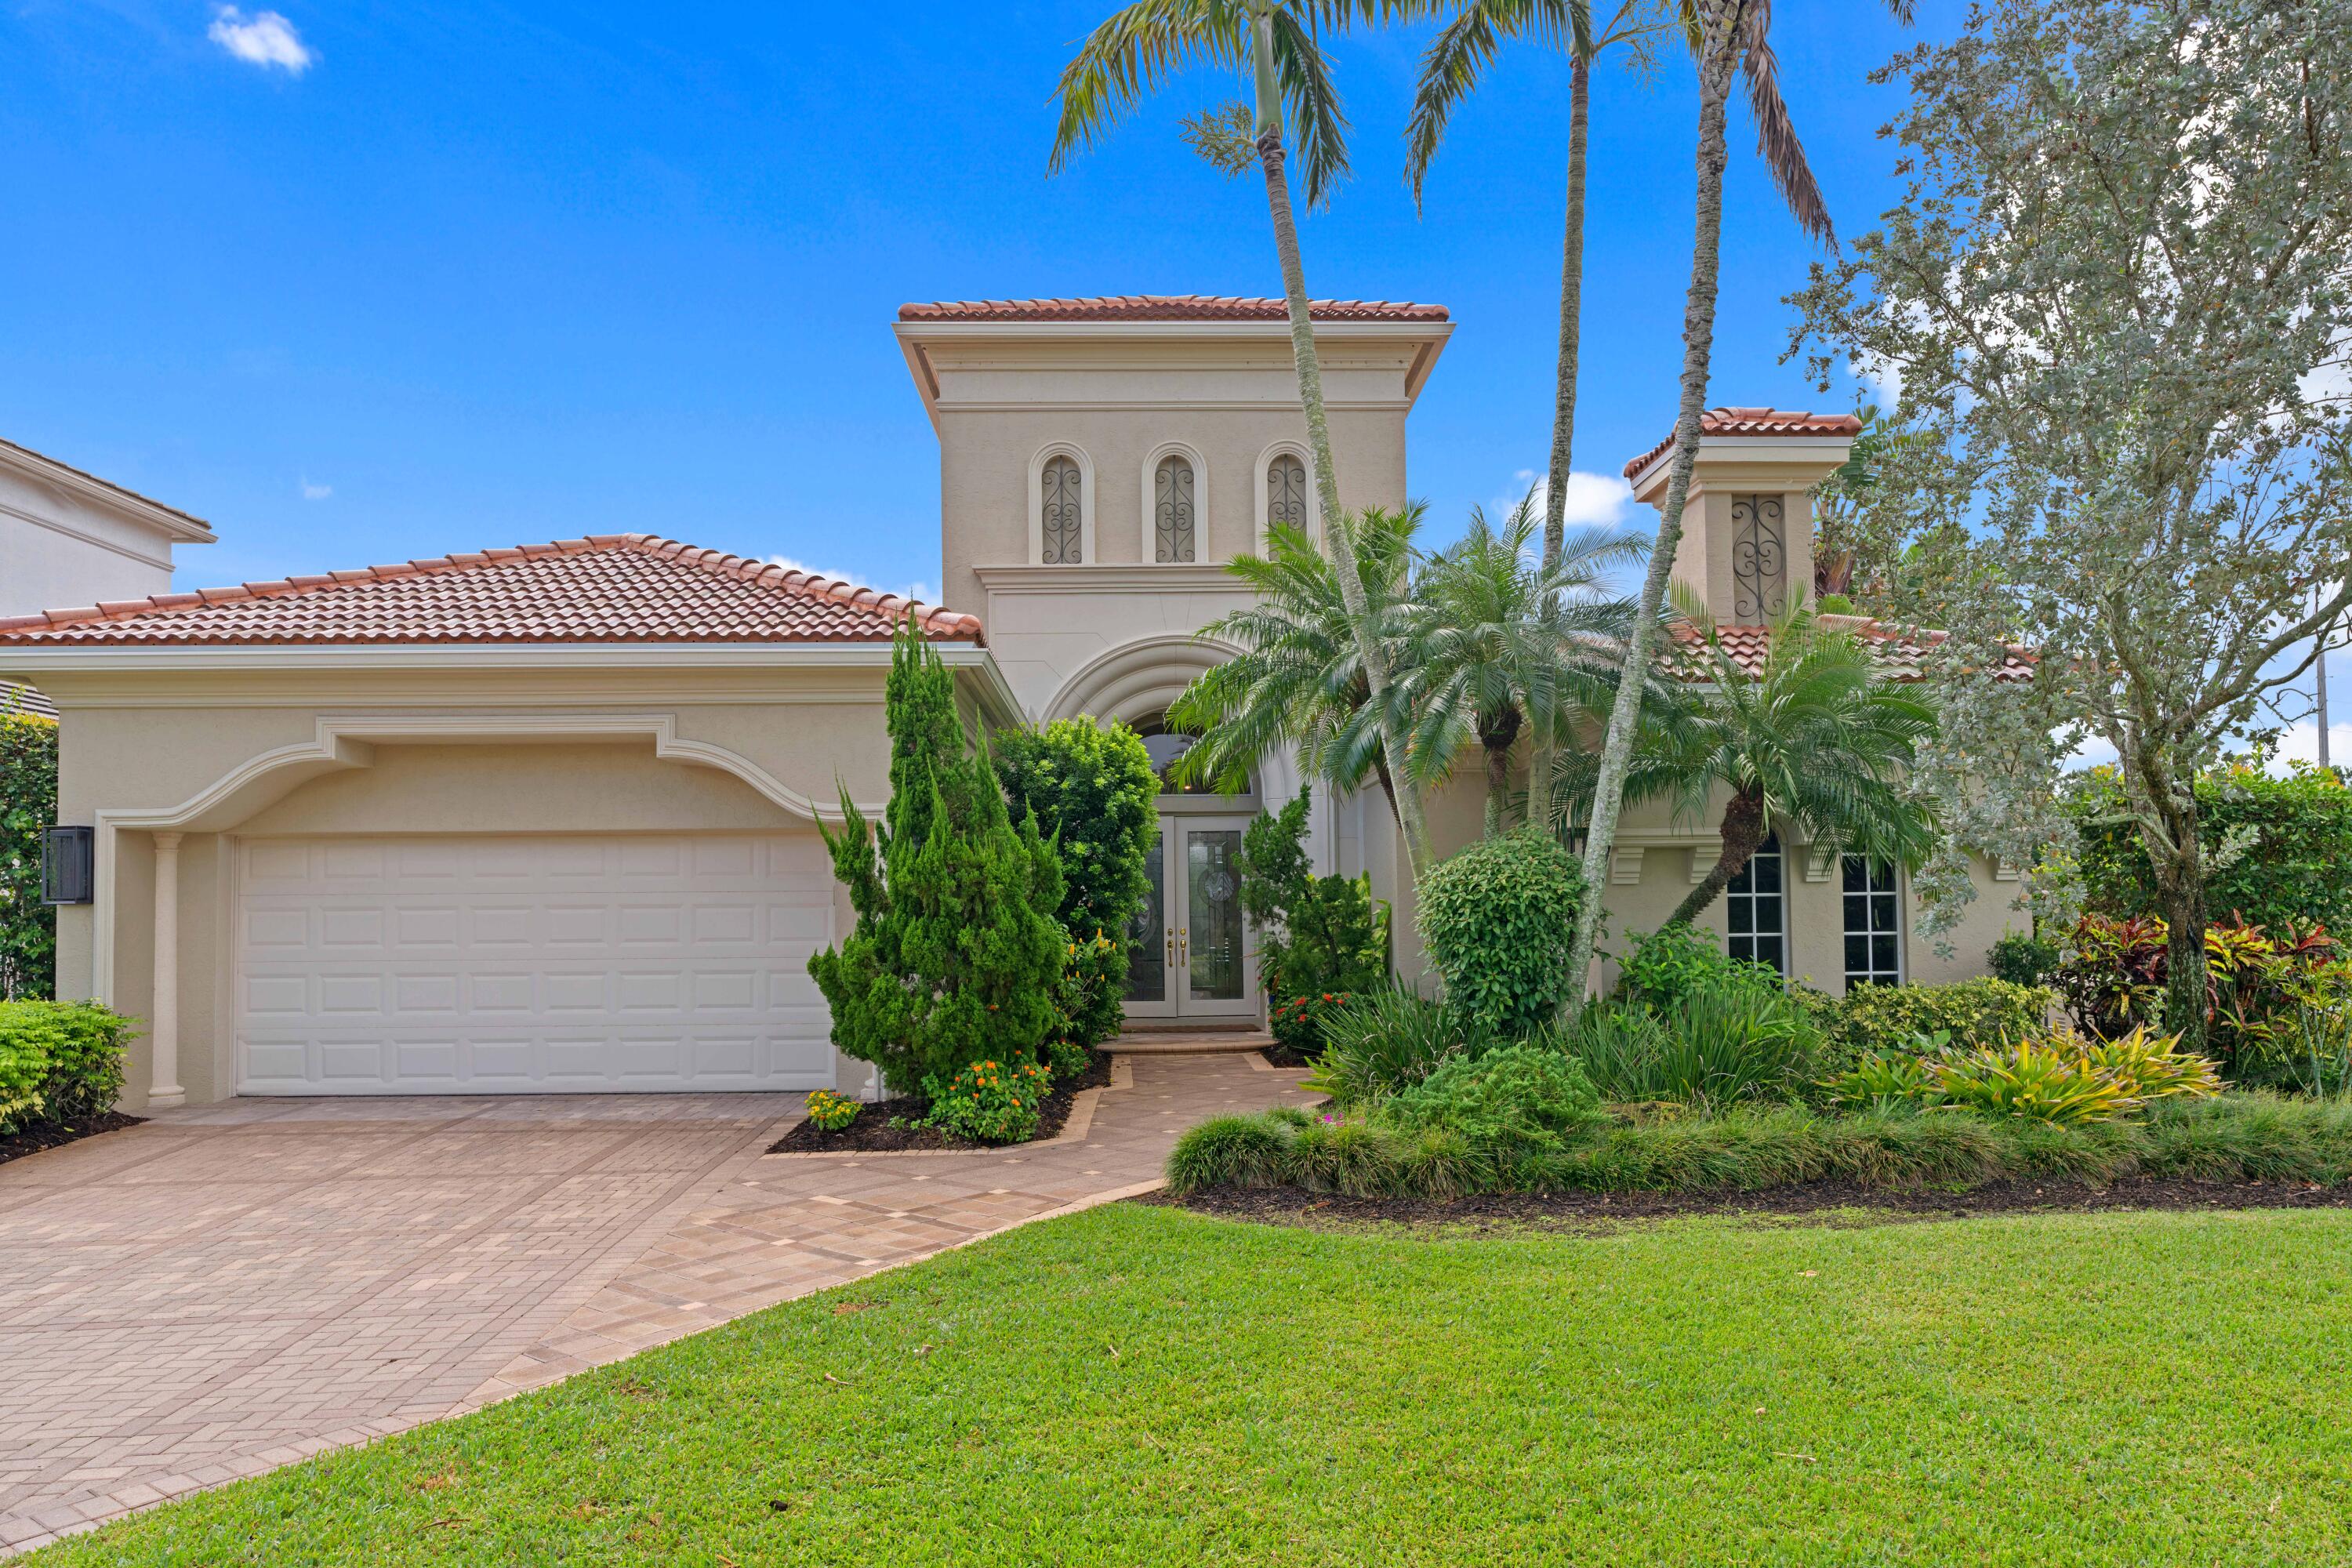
[0,439,216,543]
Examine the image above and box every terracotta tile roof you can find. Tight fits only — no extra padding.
[1621,407,1865,480]
[898,295,1449,324]
[0,534,983,648]
[2,682,56,718]
[1668,614,2034,684]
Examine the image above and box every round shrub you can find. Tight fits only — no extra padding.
[1379,1044,1604,1150]
[1417,829,1584,1036]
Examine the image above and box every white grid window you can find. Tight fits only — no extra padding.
[1726,832,1786,975]
[1842,855,1904,987]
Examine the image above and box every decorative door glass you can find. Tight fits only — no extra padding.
[1185,829,1245,1001]
[1125,830,1167,1002]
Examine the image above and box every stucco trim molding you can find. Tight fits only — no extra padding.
[1041,633,1239,727]
[87,712,873,1006]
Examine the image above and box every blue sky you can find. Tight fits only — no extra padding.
[1,0,2340,754]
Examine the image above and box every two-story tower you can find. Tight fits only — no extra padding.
[895,295,1451,1018]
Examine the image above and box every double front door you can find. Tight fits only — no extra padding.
[1123,817,1258,1019]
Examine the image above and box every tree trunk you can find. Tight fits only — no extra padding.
[1250,10,1432,886]
[1526,53,1593,820]
[2147,794,2210,1054]
[1666,787,1767,928]
[1562,0,1748,1017]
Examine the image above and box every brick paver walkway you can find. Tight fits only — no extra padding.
[0,1051,1312,1555]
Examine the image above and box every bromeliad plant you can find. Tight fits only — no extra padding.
[1823,1025,2221,1124]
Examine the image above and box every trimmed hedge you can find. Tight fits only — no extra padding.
[1165,1093,2352,1199]
[1417,829,1584,1035]
[1,710,57,1000]
[2067,761,2352,933]
[0,1000,132,1134]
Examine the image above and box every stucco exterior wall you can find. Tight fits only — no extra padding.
[0,460,207,619]
[28,659,963,1109]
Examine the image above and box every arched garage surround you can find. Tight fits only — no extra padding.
[96,713,859,1105]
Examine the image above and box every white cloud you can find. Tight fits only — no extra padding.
[208,7,314,74]
[2272,718,2351,773]
[769,555,935,608]
[1856,351,1904,409]
[299,477,331,501]
[1490,469,1636,533]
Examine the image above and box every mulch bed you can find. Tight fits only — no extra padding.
[1156,1176,2352,1234]
[0,1112,145,1169]
[1257,1040,1315,1069]
[768,1054,1112,1154]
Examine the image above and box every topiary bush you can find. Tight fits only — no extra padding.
[0,1000,132,1133]
[994,717,1160,1044]
[1417,829,1583,1036]
[1987,930,2061,988]
[1,710,57,1001]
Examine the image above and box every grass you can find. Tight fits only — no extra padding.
[31,1202,2352,1566]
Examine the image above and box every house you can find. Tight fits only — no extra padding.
[0,437,215,716]
[0,296,2024,1111]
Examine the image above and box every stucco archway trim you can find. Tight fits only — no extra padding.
[89,713,863,1004]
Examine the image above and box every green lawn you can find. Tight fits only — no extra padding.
[37,1203,2352,1566]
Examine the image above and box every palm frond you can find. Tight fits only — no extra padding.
[1269,8,1353,206]
[1049,0,1244,173]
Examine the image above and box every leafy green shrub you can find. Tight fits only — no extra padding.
[1613,924,1780,1010]
[1987,931,2061,988]
[1240,789,1388,1053]
[1417,829,1583,1036]
[1269,989,1360,1057]
[1044,929,1123,1078]
[0,1000,131,1133]
[926,1058,1054,1145]
[1305,985,1472,1108]
[1,710,56,1001]
[1817,978,2054,1077]
[994,716,1160,1041]
[808,625,1068,1104]
[2067,760,2352,935]
[1379,1044,1605,1150]
[801,1088,860,1132]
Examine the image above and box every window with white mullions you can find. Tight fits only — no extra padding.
[1725,831,1786,975]
[1842,855,1904,987]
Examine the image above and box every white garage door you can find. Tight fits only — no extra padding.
[235,834,835,1094]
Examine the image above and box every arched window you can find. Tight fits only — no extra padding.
[1269,453,1310,532]
[1041,456,1083,564]
[1154,456,1196,563]
[1131,715,1250,798]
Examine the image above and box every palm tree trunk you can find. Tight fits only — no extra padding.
[1563,0,1749,1016]
[1250,9,1432,885]
[1526,52,1593,832]
[1666,787,1766,928]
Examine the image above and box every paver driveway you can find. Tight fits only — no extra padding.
[0,1050,1312,1555]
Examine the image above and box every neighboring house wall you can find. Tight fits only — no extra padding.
[0,441,212,619]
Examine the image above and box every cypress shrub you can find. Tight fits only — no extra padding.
[1,710,56,1001]
[808,624,1066,1099]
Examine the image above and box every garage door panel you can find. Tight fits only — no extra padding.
[236,833,834,1094]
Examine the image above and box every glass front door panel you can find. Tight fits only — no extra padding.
[1185,829,1246,1001]
[1126,830,1167,1003]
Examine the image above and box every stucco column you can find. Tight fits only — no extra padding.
[148,831,185,1109]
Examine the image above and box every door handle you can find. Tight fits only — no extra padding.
[1166,926,1175,966]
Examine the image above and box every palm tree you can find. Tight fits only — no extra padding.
[1653,589,1936,928]
[1164,507,1426,820]
[1399,488,1645,837]
[1051,0,1439,884]
[1561,0,1912,1014]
